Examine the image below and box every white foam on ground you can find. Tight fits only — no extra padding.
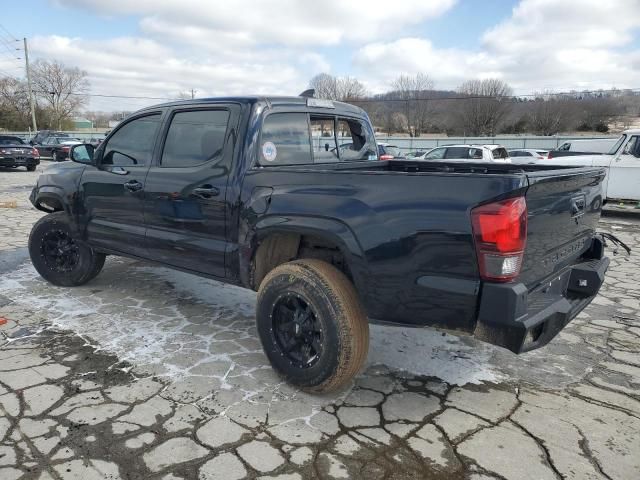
[0,260,501,385]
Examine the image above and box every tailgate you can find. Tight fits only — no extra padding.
[518,167,606,288]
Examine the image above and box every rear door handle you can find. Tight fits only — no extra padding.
[124,180,143,192]
[192,186,219,199]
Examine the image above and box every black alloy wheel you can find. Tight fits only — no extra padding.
[271,293,324,369]
[40,229,80,273]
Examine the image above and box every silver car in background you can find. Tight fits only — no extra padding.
[416,144,511,163]
[508,148,550,164]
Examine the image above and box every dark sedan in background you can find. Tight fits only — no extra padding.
[35,136,82,161]
[0,135,40,171]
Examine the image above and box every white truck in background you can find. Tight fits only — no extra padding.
[556,138,619,154]
[545,129,640,201]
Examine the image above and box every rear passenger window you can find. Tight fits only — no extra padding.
[310,117,338,163]
[492,148,509,159]
[337,118,377,161]
[260,113,311,165]
[424,147,445,160]
[469,148,483,160]
[445,147,471,159]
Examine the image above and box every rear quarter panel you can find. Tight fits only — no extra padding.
[240,167,527,332]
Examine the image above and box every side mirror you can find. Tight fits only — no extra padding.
[70,144,95,165]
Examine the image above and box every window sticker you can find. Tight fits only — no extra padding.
[262,141,277,162]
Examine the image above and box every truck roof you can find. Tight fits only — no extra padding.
[138,96,366,116]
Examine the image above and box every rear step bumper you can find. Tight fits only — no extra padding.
[473,239,609,354]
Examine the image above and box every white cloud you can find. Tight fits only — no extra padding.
[353,38,495,92]
[37,0,457,110]
[30,0,640,111]
[30,35,304,111]
[354,0,640,93]
[55,0,457,46]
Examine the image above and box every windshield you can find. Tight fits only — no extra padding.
[607,135,626,154]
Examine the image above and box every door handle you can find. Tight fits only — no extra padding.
[124,180,143,192]
[192,186,219,199]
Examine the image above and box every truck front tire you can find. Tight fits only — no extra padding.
[29,212,106,287]
[256,259,369,393]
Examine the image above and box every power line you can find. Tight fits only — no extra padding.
[0,24,20,42]
[33,90,178,101]
[0,68,21,81]
[0,42,21,60]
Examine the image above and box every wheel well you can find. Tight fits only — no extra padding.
[251,232,352,290]
[35,196,64,213]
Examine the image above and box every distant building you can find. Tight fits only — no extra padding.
[72,118,94,129]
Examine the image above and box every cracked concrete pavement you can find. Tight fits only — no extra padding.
[0,166,639,479]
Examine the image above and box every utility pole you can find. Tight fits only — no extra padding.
[191,88,196,99]
[23,38,37,132]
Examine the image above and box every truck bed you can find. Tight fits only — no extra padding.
[246,159,606,343]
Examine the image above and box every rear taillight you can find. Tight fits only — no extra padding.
[379,154,393,160]
[61,146,71,152]
[471,197,527,282]
[547,152,554,159]
[32,148,39,158]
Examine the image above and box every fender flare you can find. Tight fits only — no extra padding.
[31,186,81,235]
[239,214,369,295]
[32,185,70,213]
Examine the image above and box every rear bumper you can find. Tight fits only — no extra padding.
[473,237,609,353]
[0,156,39,167]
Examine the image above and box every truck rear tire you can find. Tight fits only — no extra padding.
[256,259,369,393]
[27,165,36,172]
[29,212,106,287]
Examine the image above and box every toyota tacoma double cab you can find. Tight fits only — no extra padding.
[29,95,612,392]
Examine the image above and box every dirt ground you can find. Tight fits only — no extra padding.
[1,166,639,480]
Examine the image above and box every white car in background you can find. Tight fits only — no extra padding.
[508,148,549,164]
[544,129,640,201]
[418,144,511,163]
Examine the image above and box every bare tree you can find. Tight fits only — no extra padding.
[456,78,513,136]
[0,77,31,129]
[528,92,569,135]
[391,73,434,136]
[309,73,367,101]
[338,76,367,101]
[31,59,89,129]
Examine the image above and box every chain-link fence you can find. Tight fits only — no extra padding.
[1,130,618,152]
[373,135,618,153]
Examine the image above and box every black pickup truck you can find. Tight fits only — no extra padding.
[28,96,611,392]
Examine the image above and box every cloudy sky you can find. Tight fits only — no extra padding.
[1,0,639,111]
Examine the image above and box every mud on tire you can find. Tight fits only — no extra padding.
[256,259,369,393]
[29,212,106,287]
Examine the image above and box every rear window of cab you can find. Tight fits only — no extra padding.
[259,112,377,165]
